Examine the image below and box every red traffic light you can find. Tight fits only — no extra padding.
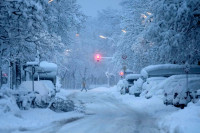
[95,54,102,62]
[119,71,124,76]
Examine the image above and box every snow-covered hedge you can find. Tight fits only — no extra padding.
[0,89,19,114]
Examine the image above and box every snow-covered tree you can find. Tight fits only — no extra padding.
[0,0,86,88]
[145,0,200,64]
[113,0,152,73]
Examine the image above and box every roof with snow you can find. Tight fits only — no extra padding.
[39,61,57,72]
[125,74,140,80]
[141,64,200,78]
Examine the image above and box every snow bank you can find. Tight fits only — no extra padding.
[159,102,200,133]
[141,64,200,79]
[0,90,19,114]
[0,108,83,131]
[55,89,75,100]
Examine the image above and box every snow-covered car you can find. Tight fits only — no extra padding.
[160,74,200,108]
[140,77,167,99]
[119,79,129,95]
[129,78,144,96]
[172,77,200,108]
[132,64,200,97]
[120,74,140,95]
[16,80,56,109]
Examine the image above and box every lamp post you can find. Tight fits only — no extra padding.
[99,35,116,46]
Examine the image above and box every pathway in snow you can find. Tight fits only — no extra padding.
[23,87,160,133]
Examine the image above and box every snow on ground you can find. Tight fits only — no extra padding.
[159,102,200,133]
[0,86,199,133]
[0,108,83,133]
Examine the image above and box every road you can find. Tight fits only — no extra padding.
[23,87,160,133]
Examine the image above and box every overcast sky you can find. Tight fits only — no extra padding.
[77,0,121,17]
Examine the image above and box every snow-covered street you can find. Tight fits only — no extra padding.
[54,88,160,133]
[1,0,200,132]
[7,87,160,133]
[0,87,200,133]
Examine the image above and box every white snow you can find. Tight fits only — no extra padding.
[19,81,55,96]
[141,77,167,98]
[39,61,57,72]
[159,102,200,133]
[129,78,144,95]
[125,74,140,80]
[26,61,39,66]
[156,74,200,95]
[0,86,199,133]
[141,64,200,79]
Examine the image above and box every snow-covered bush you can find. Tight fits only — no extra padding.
[0,90,19,114]
[49,97,74,112]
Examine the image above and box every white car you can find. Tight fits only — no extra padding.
[141,77,166,99]
[133,64,200,98]
[172,77,200,108]
[118,74,140,95]
[159,74,200,107]
[129,78,144,96]
[119,79,129,95]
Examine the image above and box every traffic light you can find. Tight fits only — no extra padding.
[119,71,124,76]
[95,54,102,62]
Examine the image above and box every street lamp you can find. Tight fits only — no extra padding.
[122,30,127,33]
[99,35,116,47]
[99,35,107,39]
[48,0,54,3]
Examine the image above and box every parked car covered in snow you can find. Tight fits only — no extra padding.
[119,74,140,95]
[141,77,167,99]
[129,78,144,96]
[15,80,56,109]
[130,64,200,97]
[161,75,200,108]
[173,77,200,108]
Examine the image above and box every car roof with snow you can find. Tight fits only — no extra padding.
[141,64,200,79]
[146,77,167,82]
[125,74,140,80]
[154,74,200,93]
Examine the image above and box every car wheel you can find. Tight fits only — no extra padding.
[180,104,185,109]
